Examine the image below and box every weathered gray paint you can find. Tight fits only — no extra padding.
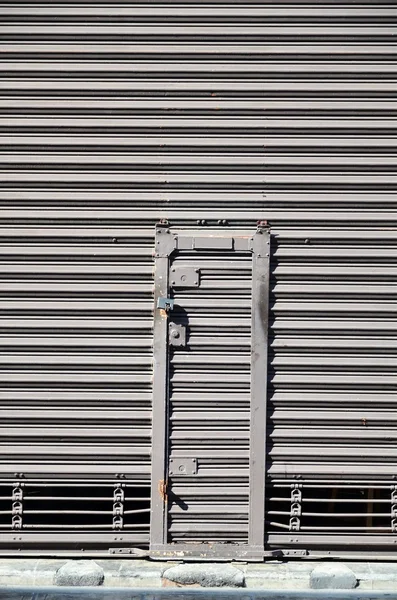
[1,0,396,557]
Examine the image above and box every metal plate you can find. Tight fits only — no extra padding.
[168,323,186,347]
[170,267,200,288]
[169,458,198,477]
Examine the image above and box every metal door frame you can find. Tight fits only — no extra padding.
[150,221,271,560]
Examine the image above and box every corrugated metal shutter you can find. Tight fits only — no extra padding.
[1,0,395,556]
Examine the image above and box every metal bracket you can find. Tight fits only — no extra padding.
[155,225,178,258]
[249,223,271,258]
[157,297,174,313]
[109,547,149,556]
[283,549,308,557]
[170,266,200,288]
[169,457,198,476]
[169,322,186,347]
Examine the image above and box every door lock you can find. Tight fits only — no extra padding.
[157,297,174,313]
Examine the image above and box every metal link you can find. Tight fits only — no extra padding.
[291,503,302,517]
[12,501,23,516]
[12,484,24,529]
[113,484,125,529]
[289,484,302,530]
[12,484,23,503]
[289,517,301,531]
[113,486,125,504]
[112,516,123,530]
[392,487,397,532]
[12,515,22,530]
[291,489,302,504]
[113,502,124,516]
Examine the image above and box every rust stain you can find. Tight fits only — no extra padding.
[158,479,168,502]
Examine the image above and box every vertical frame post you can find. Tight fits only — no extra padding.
[150,223,177,549]
[248,224,271,552]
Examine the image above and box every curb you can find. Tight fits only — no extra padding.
[0,559,396,590]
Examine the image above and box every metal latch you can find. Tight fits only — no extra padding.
[157,297,174,313]
[169,322,186,347]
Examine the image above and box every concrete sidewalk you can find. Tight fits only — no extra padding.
[0,559,397,590]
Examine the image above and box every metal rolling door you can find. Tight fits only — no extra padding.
[0,223,153,551]
[1,0,396,556]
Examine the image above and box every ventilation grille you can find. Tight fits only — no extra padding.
[0,480,150,538]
